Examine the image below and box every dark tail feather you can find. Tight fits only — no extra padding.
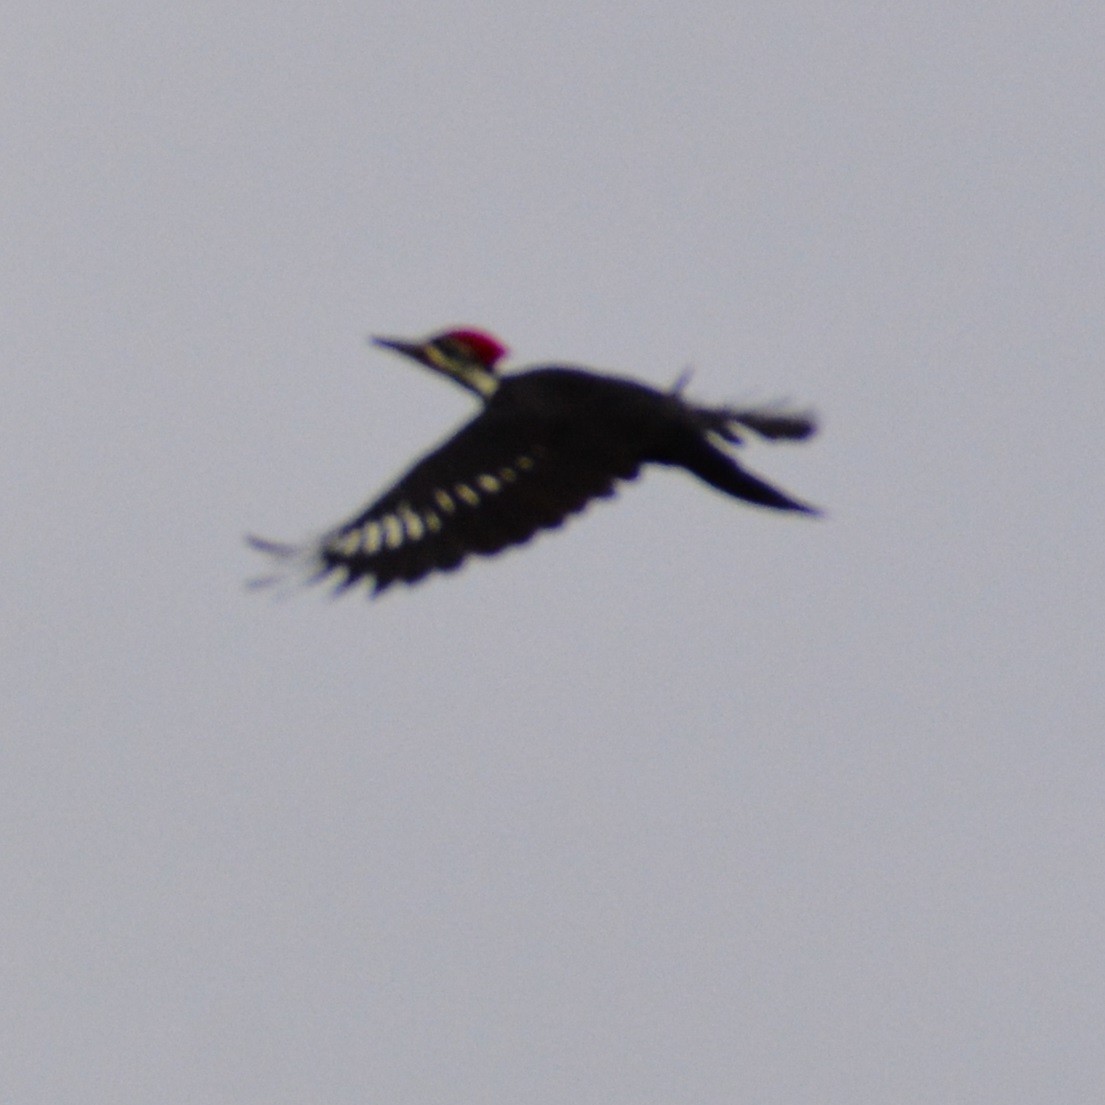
[678,440,820,514]
[724,407,817,441]
[698,404,818,444]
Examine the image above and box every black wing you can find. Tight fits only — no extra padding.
[249,404,643,595]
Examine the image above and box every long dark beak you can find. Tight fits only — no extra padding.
[371,335,432,364]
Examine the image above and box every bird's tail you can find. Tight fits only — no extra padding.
[696,403,818,445]
[679,402,820,514]
[684,443,820,513]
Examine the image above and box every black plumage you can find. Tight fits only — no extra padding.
[249,327,819,596]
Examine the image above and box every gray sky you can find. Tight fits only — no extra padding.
[5,3,1104,1102]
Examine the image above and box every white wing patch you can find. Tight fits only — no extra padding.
[382,514,403,549]
[331,528,363,557]
[362,520,383,554]
[250,439,571,596]
[328,500,449,560]
[269,447,550,589]
[399,505,425,542]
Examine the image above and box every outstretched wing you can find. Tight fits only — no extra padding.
[249,404,642,595]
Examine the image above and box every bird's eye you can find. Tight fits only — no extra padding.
[435,337,465,359]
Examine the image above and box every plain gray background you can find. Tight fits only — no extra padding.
[5,3,1103,1102]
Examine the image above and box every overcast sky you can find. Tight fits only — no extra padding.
[5,3,1104,1103]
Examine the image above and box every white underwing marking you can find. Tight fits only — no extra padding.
[498,466,518,483]
[361,521,383,554]
[424,510,442,533]
[434,489,456,514]
[382,514,403,549]
[332,529,363,557]
[455,483,480,506]
[515,455,536,471]
[400,507,425,541]
[477,474,501,493]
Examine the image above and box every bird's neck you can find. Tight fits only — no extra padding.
[448,362,500,400]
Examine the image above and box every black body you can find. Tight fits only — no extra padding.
[249,332,818,596]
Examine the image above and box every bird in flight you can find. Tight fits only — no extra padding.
[248,327,819,596]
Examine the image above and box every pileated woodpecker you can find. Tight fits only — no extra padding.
[249,327,819,595]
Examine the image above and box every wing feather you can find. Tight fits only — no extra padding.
[252,405,640,595]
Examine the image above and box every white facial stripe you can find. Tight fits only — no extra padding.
[455,483,480,507]
[425,345,451,371]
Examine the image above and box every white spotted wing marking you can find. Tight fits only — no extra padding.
[454,483,479,507]
[362,520,383,554]
[328,500,437,561]
[382,513,403,549]
[331,518,383,557]
[249,445,555,595]
[355,452,546,570]
[331,528,363,557]
[399,505,425,542]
